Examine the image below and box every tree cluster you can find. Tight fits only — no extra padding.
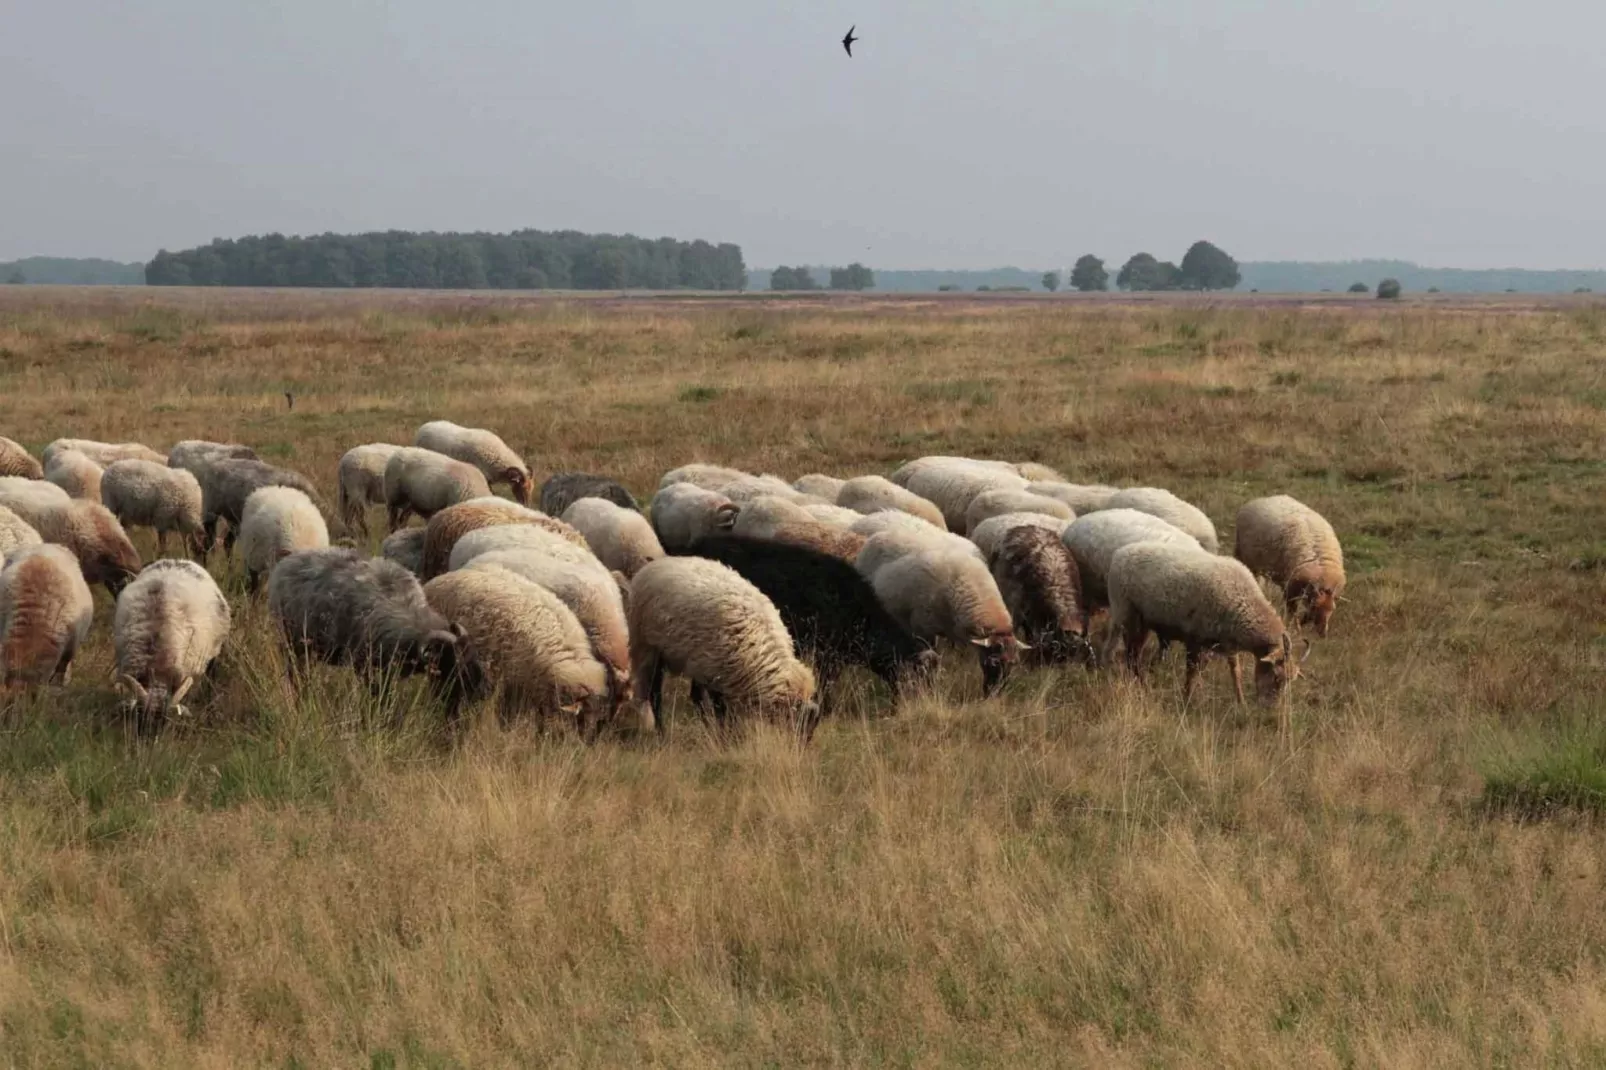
[829,263,875,291]
[145,230,747,291]
[1103,241,1240,292]
[769,266,819,291]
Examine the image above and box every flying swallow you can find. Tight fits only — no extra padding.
[842,25,858,56]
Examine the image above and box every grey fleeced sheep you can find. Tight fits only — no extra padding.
[383,447,492,531]
[627,555,819,736]
[0,504,42,562]
[100,460,206,558]
[196,458,323,557]
[42,448,103,502]
[561,497,665,577]
[447,522,605,574]
[0,482,143,596]
[167,440,259,480]
[991,525,1093,667]
[650,482,734,552]
[658,463,752,493]
[835,475,948,530]
[1028,481,1122,515]
[112,559,231,733]
[414,420,532,505]
[1061,508,1202,610]
[1102,487,1219,553]
[380,527,427,575]
[425,566,612,735]
[337,443,404,535]
[899,463,1029,532]
[969,511,1072,564]
[538,472,639,517]
[1107,540,1308,705]
[1233,495,1346,638]
[0,438,42,480]
[0,544,93,689]
[963,489,1074,535]
[865,547,1022,695]
[239,486,330,592]
[793,474,846,500]
[42,438,165,468]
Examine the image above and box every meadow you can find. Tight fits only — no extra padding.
[1,286,1605,1067]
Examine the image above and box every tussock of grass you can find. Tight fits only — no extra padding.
[1481,713,1606,818]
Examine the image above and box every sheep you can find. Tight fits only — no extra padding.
[854,528,985,580]
[650,482,734,552]
[414,420,532,505]
[417,497,541,579]
[866,548,1023,696]
[100,460,206,559]
[0,437,42,480]
[720,474,807,503]
[900,463,1029,532]
[267,547,464,709]
[690,534,937,715]
[539,472,639,516]
[1028,481,1122,515]
[383,447,492,531]
[239,486,331,592]
[835,475,949,530]
[337,443,404,536]
[1061,508,1202,611]
[462,550,632,718]
[969,512,1072,564]
[380,527,427,575]
[196,458,323,557]
[0,476,72,516]
[0,505,42,561]
[848,509,944,539]
[111,559,231,733]
[1102,487,1219,553]
[628,556,819,737]
[991,526,1094,668]
[1015,462,1065,482]
[725,494,814,537]
[658,463,752,493]
[167,440,258,481]
[793,473,846,500]
[0,544,93,690]
[744,520,868,565]
[801,502,864,528]
[561,497,665,577]
[1107,540,1310,705]
[424,566,610,735]
[447,522,606,574]
[963,489,1074,535]
[0,492,142,596]
[42,438,165,468]
[888,456,1019,488]
[1233,495,1346,638]
[42,448,103,502]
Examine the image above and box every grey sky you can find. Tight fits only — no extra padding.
[4,0,1603,269]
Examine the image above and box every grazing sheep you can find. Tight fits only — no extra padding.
[793,473,846,500]
[969,512,1072,564]
[1062,508,1202,610]
[1107,540,1309,705]
[900,463,1029,532]
[744,520,868,565]
[561,497,665,577]
[0,476,72,517]
[1015,462,1065,482]
[167,440,258,470]
[42,438,165,468]
[539,472,639,516]
[0,437,42,480]
[866,548,1022,696]
[337,443,404,535]
[0,505,42,561]
[417,497,544,579]
[239,486,331,592]
[835,475,949,530]
[6,496,142,596]
[650,482,734,552]
[1233,495,1346,638]
[383,447,492,531]
[447,522,605,574]
[426,566,612,735]
[992,526,1093,667]
[111,559,231,733]
[1029,481,1122,515]
[42,448,103,502]
[888,456,1019,488]
[414,420,532,505]
[0,544,93,690]
[380,527,427,575]
[854,528,985,580]
[691,534,937,714]
[267,548,464,707]
[720,474,807,503]
[628,556,819,736]
[197,458,323,557]
[848,509,943,539]
[658,463,752,493]
[963,489,1074,535]
[801,502,864,528]
[100,460,206,559]
[725,495,814,537]
[1102,487,1219,553]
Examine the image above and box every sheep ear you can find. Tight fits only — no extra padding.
[713,503,739,529]
[172,677,195,704]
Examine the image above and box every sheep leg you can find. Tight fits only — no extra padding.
[689,680,709,711]
[156,529,170,558]
[245,569,261,595]
[1182,646,1209,704]
[708,689,729,724]
[632,651,666,735]
[201,515,221,555]
[1122,625,1152,679]
[1228,654,1246,705]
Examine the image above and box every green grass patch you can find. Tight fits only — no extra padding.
[1481,715,1606,819]
[905,379,998,405]
[677,385,723,403]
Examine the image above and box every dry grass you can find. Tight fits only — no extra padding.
[2,288,1606,1067]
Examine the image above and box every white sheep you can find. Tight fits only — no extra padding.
[0,504,42,562]
[848,509,944,539]
[1101,487,1219,553]
[1061,508,1201,610]
[720,474,809,503]
[100,460,206,558]
[0,437,42,480]
[658,463,752,493]
[627,555,819,736]
[0,476,71,516]
[866,547,1022,696]
[42,438,165,468]
[337,443,404,536]
[726,495,815,538]
[43,449,104,503]
[1028,481,1122,515]
[899,463,1029,532]
[383,447,492,530]
[854,527,984,580]
[560,497,665,577]
[835,475,948,530]
[0,482,143,595]
[1107,539,1309,705]
[968,511,1072,563]
[414,420,533,505]
[1233,495,1346,638]
[888,456,1019,488]
[239,486,331,592]
[112,559,231,732]
[447,522,606,574]
[650,482,734,552]
[963,489,1074,535]
[793,473,846,500]
[801,502,864,528]
[1015,462,1065,482]
[0,544,93,689]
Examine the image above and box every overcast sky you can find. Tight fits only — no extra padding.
[4,0,1603,269]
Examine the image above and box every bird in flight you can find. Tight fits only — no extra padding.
[842,25,858,56]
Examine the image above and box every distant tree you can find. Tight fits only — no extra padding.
[1575,287,1592,294]
[4,271,23,285]
[1041,270,1061,292]
[937,284,959,292]
[1347,282,1369,294]
[1070,254,1109,292]
[830,263,874,291]
[1428,287,1441,293]
[977,285,992,292]
[769,266,818,291]
[1376,278,1402,300]
[1177,241,1240,290]
[1116,253,1179,292]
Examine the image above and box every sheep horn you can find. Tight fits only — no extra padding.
[1299,638,1314,664]
[172,677,195,704]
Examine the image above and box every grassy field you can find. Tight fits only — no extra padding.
[2,287,1606,1067]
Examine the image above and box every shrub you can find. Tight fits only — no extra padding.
[1377,279,1402,300]
[1347,282,1369,294]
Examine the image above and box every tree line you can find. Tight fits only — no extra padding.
[1041,241,1242,293]
[144,230,748,290]
[768,263,875,291]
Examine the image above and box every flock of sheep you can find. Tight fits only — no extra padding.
[0,422,1346,740]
